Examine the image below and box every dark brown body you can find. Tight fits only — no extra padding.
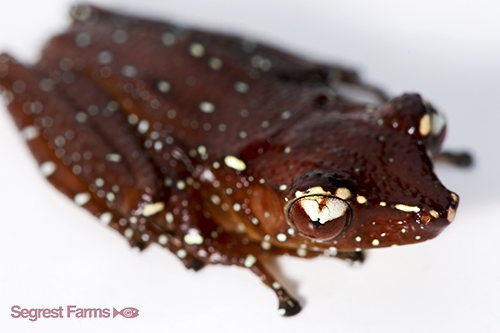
[0,5,459,316]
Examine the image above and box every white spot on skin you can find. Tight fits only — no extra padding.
[355,236,362,242]
[297,248,307,257]
[379,201,387,207]
[128,114,139,125]
[415,235,422,240]
[279,184,287,191]
[106,192,115,202]
[20,126,39,141]
[335,187,352,200]
[112,29,129,44]
[97,51,113,65]
[40,162,56,177]
[177,249,187,259]
[161,32,176,46]
[244,254,257,268]
[189,43,205,57]
[447,208,456,222]
[157,80,171,93]
[394,204,421,213]
[208,57,223,70]
[124,228,134,239]
[184,229,204,245]
[137,120,150,134]
[100,212,113,225]
[95,178,104,187]
[277,233,287,242]
[372,239,380,246]
[154,141,163,151]
[430,210,439,218]
[176,180,186,190]
[224,156,246,171]
[165,212,174,223]
[261,241,271,250]
[105,153,122,163]
[142,202,165,217]
[284,147,291,154]
[75,112,88,123]
[278,309,286,316]
[199,101,215,113]
[281,110,291,120]
[121,65,138,77]
[233,203,241,212]
[210,194,221,205]
[141,234,150,242]
[75,32,91,47]
[356,195,367,205]
[70,4,92,22]
[328,247,338,256]
[198,145,207,155]
[74,192,91,206]
[419,114,431,136]
[158,234,168,245]
[234,81,249,93]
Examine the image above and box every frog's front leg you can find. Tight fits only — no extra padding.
[157,185,302,316]
[434,151,473,167]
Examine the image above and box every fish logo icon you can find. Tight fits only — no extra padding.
[113,307,139,318]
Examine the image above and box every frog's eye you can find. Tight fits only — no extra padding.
[286,194,351,241]
[422,101,447,154]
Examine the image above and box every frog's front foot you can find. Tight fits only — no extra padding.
[278,297,302,317]
[247,259,302,316]
[186,259,206,272]
[435,151,473,167]
[336,250,366,266]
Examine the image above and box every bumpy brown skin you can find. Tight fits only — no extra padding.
[0,5,459,316]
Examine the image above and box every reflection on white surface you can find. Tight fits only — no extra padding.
[0,1,499,332]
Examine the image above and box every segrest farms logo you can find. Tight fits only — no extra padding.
[11,305,139,321]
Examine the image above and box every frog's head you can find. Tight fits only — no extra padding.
[248,93,458,251]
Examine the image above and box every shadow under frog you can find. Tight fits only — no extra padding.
[0,4,469,316]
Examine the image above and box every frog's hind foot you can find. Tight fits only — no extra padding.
[435,151,473,167]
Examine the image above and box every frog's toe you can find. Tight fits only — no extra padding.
[278,297,302,317]
[129,240,149,252]
[186,259,206,272]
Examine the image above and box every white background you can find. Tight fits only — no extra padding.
[0,0,498,332]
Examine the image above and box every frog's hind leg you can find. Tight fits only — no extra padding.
[0,54,207,269]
